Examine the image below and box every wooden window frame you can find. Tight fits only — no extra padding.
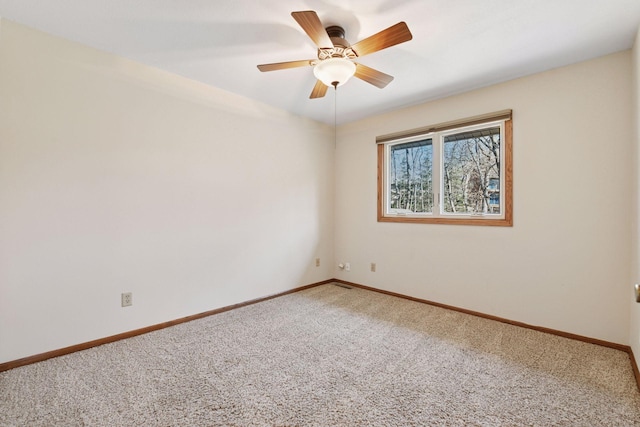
[377,113,513,226]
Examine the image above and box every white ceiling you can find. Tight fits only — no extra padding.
[1,0,639,125]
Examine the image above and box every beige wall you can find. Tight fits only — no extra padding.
[631,28,640,366]
[335,51,633,344]
[0,19,335,363]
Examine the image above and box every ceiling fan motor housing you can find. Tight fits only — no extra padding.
[318,26,357,60]
[325,25,346,39]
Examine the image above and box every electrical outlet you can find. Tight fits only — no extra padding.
[371,263,376,272]
[315,258,320,267]
[121,292,132,307]
[345,262,350,271]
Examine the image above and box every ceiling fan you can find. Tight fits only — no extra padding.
[257,11,413,99]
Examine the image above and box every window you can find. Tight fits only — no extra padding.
[377,111,512,226]
[388,138,433,214]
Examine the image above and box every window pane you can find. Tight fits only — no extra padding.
[389,139,433,214]
[442,127,500,214]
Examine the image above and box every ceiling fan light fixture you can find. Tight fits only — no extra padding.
[313,57,356,88]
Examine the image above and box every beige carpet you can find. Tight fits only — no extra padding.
[1,283,639,426]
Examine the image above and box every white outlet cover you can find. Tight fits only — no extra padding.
[121,292,132,307]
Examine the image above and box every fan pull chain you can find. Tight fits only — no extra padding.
[333,82,338,148]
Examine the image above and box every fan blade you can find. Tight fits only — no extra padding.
[257,60,314,72]
[292,11,334,49]
[354,63,394,88]
[310,80,328,99]
[351,22,412,57]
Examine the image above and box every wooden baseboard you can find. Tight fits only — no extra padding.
[334,279,628,350]
[334,278,640,391]
[3,277,640,394]
[0,279,333,373]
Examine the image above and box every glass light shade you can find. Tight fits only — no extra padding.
[313,57,356,87]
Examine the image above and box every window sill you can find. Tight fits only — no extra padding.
[377,215,513,226]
